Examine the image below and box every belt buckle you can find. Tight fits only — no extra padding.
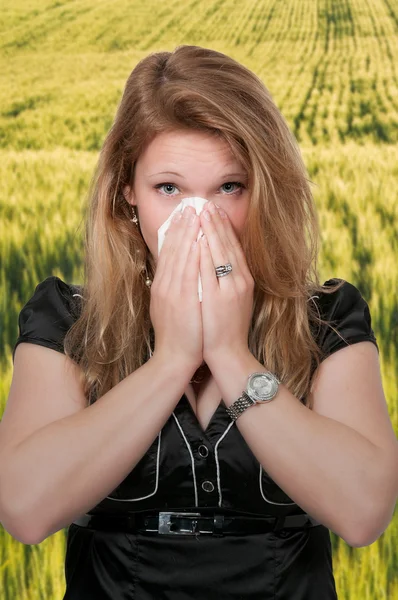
[158,512,202,535]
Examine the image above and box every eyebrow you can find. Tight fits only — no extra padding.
[148,170,248,180]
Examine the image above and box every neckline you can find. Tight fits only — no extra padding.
[180,393,227,437]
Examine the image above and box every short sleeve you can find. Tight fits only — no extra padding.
[12,276,82,363]
[314,278,379,359]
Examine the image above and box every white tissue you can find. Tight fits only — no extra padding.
[157,196,208,302]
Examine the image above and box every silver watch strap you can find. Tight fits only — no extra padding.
[225,391,256,422]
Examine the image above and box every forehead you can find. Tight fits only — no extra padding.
[138,129,241,167]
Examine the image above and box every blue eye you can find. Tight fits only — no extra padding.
[154,181,245,196]
[154,183,178,195]
[221,182,244,194]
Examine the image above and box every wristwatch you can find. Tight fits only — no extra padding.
[225,371,281,422]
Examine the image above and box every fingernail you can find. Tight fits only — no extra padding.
[172,211,182,222]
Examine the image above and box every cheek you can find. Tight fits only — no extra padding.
[228,213,245,238]
[234,204,250,234]
[138,205,164,237]
[142,216,172,261]
[134,213,156,254]
[137,203,181,253]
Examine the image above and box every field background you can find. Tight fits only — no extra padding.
[1,0,397,598]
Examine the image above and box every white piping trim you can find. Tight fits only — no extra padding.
[172,413,198,506]
[106,430,162,501]
[214,421,235,507]
[252,292,319,507]
[259,464,296,505]
[71,293,161,502]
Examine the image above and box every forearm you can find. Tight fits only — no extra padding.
[1,352,193,544]
[209,349,383,545]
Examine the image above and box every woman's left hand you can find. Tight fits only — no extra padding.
[199,201,255,366]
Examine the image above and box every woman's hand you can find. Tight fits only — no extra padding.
[150,206,203,371]
[198,201,255,366]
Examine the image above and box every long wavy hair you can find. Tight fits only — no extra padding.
[64,44,345,410]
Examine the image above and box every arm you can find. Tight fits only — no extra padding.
[207,344,398,548]
[0,350,193,545]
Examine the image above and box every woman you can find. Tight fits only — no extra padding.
[2,45,397,599]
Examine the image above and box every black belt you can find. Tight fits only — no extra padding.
[72,511,321,536]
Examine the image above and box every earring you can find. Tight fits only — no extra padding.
[131,206,152,288]
[131,205,139,227]
[144,270,153,288]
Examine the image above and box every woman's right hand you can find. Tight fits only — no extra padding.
[150,206,203,371]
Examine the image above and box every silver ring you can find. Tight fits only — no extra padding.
[215,263,233,278]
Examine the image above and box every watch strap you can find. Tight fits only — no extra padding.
[225,391,256,422]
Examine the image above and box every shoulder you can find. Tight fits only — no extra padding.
[310,277,379,358]
[12,275,83,362]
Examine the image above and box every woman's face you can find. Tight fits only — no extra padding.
[123,129,250,265]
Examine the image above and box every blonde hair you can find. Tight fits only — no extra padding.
[64,44,344,410]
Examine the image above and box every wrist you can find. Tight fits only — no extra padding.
[151,349,201,380]
[205,347,259,380]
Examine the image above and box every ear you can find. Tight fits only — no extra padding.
[123,185,135,205]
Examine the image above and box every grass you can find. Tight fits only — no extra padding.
[0,0,397,598]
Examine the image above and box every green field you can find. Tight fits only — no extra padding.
[1,0,397,598]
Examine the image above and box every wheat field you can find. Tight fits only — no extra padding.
[0,0,397,598]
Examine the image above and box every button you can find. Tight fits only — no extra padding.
[202,480,215,493]
[198,444,209,458]
[279,530,289,538]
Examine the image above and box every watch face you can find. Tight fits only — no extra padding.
[248,372,278,401]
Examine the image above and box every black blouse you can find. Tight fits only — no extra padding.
[12,276,379,600]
